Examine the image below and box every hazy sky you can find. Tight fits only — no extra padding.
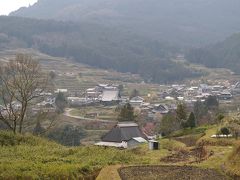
[0,0,38,15]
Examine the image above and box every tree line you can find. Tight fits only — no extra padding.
[159,96,220,136]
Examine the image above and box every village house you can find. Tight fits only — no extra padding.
[86,87,101,99]
[36,97,55,107]
[119,96,130,105]
[95,122,148,148]
[218,91,232,100]
[232,82,240,95]
[67,97,93,106]
[152,104,169,114]
[54,89,68,94]
[129,96,144,107]
[100,89,120,105]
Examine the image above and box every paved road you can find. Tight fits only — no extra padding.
[64,108,116,123]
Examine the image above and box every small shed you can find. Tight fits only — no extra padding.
[148,140,159,150]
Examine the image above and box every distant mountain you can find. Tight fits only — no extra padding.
[186,33,240,73]
[0,16,201,83]
[10,0,240,47]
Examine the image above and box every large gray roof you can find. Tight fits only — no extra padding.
[101,122,147,143]
[101,90,119,102]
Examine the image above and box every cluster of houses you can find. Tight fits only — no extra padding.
[67,84,120,106]
[2,81,240,149]
[29,84,121,113]
[0,101,22,116]
[157,82,240,105]
[3,80,240,115]
[94,82,240,149]
[32,81,240,120]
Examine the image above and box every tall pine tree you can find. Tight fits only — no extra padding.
[187,112,196,129]
[176,103,187,128]
[118,103,135,122]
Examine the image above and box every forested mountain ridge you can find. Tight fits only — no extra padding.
[186,33,240,74]
[0,16,201,83]
[10,0,240,47]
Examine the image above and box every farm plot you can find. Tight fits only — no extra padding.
[118,165,229,180]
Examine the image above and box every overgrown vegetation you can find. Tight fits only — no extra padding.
[226,143,240,177]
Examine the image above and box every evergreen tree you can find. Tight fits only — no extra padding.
[176,103,187,128]
[187,112,196,129]
[194,100,208,124]
[205,96,219,109]
[49,71,56,80]
[55,92,68,113]
[118,103,135,122]
[130,89,140,99]
[160,114,179,136]
[118,84,124,96]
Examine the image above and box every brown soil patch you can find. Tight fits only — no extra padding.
[161,144,213,163]
[161,148,192,163]
[118,165,228,180]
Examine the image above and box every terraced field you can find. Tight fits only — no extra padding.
[119,165,229,180]
[0,48,144,93]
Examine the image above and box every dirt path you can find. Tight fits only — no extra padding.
[96,165,122,180]
[64,108,116,123]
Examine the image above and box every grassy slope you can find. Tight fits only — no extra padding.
[0,131,179,179]
[226,143,240,177]
[1,126,239,179]
[168,125,239,175]
[197,125,237,146]
[191,126,239,177]
[0,131,144,179]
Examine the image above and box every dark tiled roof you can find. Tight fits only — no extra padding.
[101,123,147,143]
[154,105,167,111]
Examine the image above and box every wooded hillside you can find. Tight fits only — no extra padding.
[0,16,201,83]
[186,33,240,73]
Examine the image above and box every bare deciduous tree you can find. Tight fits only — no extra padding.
[0,54,47,134]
